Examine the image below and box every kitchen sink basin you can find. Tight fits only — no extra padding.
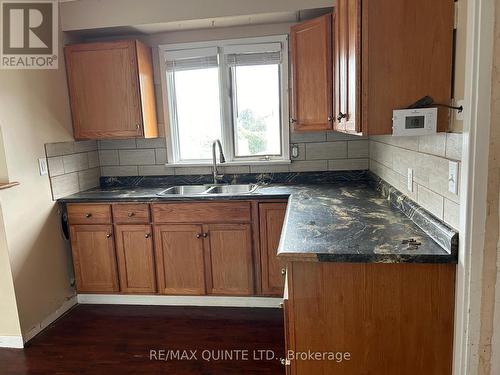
[158,185,211,195]
[205,184,259,194]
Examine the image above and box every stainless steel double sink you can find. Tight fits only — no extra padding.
[157,184,259,196]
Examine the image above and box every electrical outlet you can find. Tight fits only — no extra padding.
[38,158,48,176]
[291,144,300,159]
[448,161,459,194]
[407,168,413,192]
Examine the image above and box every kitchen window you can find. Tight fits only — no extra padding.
[160,36,289,165]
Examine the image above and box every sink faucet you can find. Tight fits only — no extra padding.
[212,139,226,184]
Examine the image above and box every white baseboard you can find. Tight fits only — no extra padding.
[23,295,78,344]
[0,335,24,349]
[77,294,282,308]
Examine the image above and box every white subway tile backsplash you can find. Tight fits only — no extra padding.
[444,198,460,229]
[78,168,100,191]
[98,139,136,150]
[289,160,328,172]
[62,153,89,173]
[50,172,80,200]
[88,151,99,168]
[369,140,394,168]
[417,185,444,219]
[74,140,97,153]
[45,142,75,157]
[101,166,139,176]
[348,140,369,158]
[98,150,119,166]
[418,133,446,157]
[250,164,290,173]
[305,142,347,160]
[445,133,463,161]
[138,165,175,176]
[290,132,327,143]
[328,158,369,171]
[119,149,155,166]
[155,148,167,164]
[370,135,419,151]
[47,157,64,177]
[136,137,166,149]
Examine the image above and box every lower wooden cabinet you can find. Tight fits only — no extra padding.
[115,224,156,294]
[284,262,456,374]
[259,203,287,296]
[154,224,207,295]
[69,224,119,293]
[67,200,287,296]
[205,223,254,296]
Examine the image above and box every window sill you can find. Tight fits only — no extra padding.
[166,160,291,168]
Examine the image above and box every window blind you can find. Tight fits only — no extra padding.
[224,43,282,67]
[165,47,218,71]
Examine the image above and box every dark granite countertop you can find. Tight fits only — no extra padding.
[59,180,458,264]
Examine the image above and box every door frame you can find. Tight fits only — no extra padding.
[453,0,495,373]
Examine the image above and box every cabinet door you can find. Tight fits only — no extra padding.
[334,0,361,134]
[64,40,143,139]
[259,203,287,296]
[154,224,206,295]
[290,14,333,132]
[69,225,119,293]
[205,224,254,295]
[115,225,156,294]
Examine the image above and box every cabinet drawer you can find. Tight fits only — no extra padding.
[67,204,112,225]
[152,202,252,223]
[112,204,150,224]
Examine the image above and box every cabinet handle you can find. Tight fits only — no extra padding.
[337,112,347,122]
[279,302,284,309]
[145,233,151,239]
[196,233,201,239]
[106,233,112,238]
[136,123,141,129]
[85,213,92,218]
[290,118,297,124]
[281,358,291,366]
[281,268,286,276]
[202,233,208,238]
[128,212,135,217]
[328,116,333,122]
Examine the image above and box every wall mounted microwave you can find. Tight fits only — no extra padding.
[392,108,437,136]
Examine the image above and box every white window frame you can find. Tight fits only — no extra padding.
[158,35,290,166]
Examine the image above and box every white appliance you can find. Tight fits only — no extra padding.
[392,107,437,136]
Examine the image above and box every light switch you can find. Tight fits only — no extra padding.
[448,161,459,194]
[407,168,413,192]
[38,158,48,176]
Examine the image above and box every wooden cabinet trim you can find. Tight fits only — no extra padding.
[112,203,151,224]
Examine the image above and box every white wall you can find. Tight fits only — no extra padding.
[0,31,75,337]
[60,0,333,31]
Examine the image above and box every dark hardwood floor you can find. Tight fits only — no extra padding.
[0,304,285,375]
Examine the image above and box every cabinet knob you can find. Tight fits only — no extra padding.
[279,302,284,309]
[106,233,112,238]
[290,118,297,124]
[85,213,92,218]
[281,268,286,276]
[281,358,291,366]
[196,233,201,239]
[136,123,141,129]
[337,112,347,122]
[202,233,208,238]
[128,212,135,217]
[328,116,333,122]
[145,233,151,239]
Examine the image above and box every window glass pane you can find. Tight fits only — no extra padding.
[173,67,222,160]
[233,64,281,157]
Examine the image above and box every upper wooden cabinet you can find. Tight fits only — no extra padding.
[64,40,158,140]
[290,14,333,132]
[292,0,454,135]
[334,0,361,134]
[360,0,454,135]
